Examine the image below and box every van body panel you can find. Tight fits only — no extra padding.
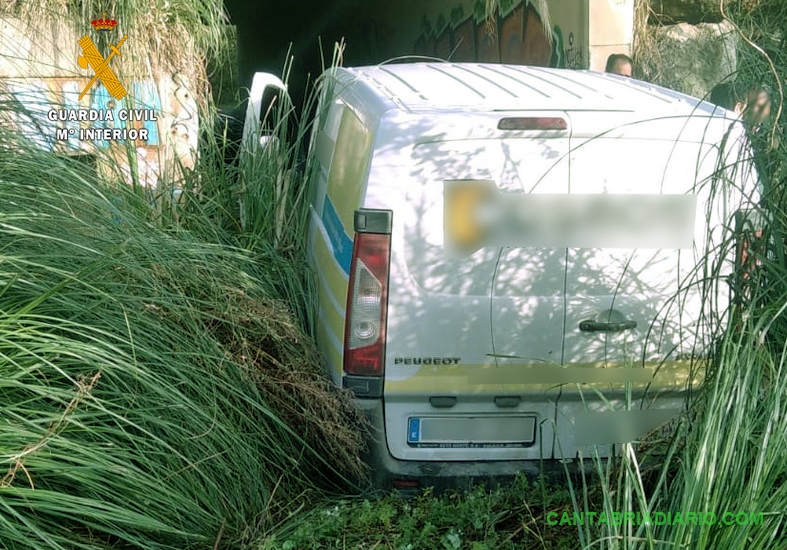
[553,394,687,460]
[553,113,753,459]
[295,63,760,482]
[307,97,377,383]
[308,210,349,384]
[561,136,709,368]
[368,118,573,460]
[323,108,374,250]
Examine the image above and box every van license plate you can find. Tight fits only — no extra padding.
[407,416,536,448]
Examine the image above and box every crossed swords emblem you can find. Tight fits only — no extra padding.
[77,34,128,101]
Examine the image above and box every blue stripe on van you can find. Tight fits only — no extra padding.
[321,196,353,274]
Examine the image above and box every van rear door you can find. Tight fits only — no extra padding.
[556,113,716,458]
[382,115,571,462]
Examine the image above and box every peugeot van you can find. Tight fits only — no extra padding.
[245,63,760,490]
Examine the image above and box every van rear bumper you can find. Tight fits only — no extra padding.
[355,398,589,494]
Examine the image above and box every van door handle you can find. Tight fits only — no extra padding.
[579,320,637,333]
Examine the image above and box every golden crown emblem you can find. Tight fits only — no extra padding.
[91,13,117,32]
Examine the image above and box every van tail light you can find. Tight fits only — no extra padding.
[497,117,568,131]
[344,210,392,378]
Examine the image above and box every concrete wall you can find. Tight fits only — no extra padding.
[637,20,738,99]
[374,0,633,70]
[549,0,588,68]
[0,17,80,78]
[374,0,476,60]
[0,16,198,189]
[376,0,554,67]
[588,0,635,70]
[224,0,636,108]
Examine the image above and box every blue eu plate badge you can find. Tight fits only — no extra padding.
[407,418,421,443]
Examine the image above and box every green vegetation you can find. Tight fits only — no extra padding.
[0,1,785,549]
[0,50,366,547]
[1,0,233,98]
[560,302,787,549]
[258,475,580,550]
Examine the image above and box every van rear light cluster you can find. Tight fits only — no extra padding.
[497,117,567,131]
[344,210,393,377]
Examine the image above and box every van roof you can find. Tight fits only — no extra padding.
[337,63,720,116]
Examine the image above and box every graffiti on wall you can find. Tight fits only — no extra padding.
[563,31,585,69]
[414,0,552,66]
[0,76,197,188]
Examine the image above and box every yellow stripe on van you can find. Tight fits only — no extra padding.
[565,360,707,391]
[317,284,345,348]
[312,226,349,379]
[385,361,706,395]
[312,228,349,332]
[315,315,343,379]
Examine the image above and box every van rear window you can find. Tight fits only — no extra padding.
[325,107,373,232]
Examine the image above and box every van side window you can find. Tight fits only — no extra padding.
[325,107,373,230]
[323,100,344,141]
[315,106,373,274]
[309,100,345,215]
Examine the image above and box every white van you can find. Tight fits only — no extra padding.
[245,63,760,490]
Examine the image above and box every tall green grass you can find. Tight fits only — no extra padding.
[567,3,787,546]
[567,297,787,549]
[177,43,345,336]
[0,0,367,543]
[0,76,367,548]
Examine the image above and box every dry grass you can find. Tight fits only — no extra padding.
[0,0,233,110]
[206,289,371,479]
